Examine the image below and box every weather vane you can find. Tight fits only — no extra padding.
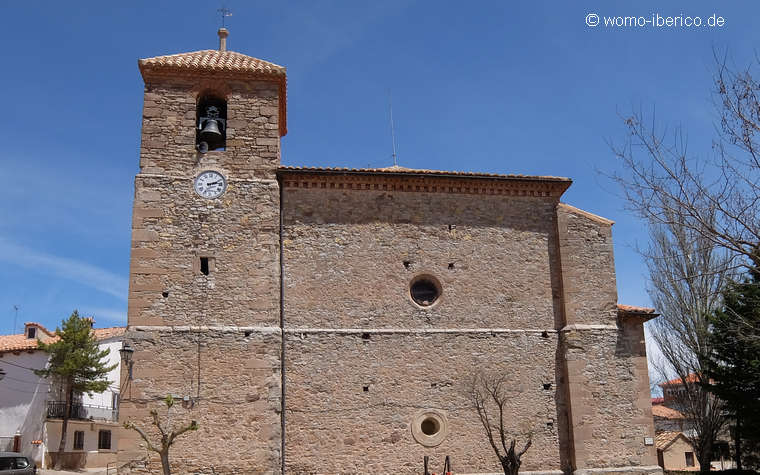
[218,6,232,28]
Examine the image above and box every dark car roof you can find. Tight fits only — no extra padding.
[0,452,27,457]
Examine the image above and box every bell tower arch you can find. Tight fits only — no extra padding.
[117,29,286,474]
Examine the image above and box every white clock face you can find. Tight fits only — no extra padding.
[194,171,227,199]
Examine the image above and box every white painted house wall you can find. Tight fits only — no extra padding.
[0,351,51,464]
[81,339,121,410]
[0,331,122,468]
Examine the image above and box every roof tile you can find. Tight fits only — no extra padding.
[139,50,285,77]
[278,165,571,182]
[0,327,125,354]
[655,431,688,450]
[617,304,657,314]
[652,404,685,420]
[661,373,702,386]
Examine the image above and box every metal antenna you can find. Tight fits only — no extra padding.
[218,5,232,28]
[388,90,398,167]
[13,305,19,334]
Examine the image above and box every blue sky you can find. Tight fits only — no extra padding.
[0,1,756,336]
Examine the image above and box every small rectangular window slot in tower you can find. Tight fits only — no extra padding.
[361,333,371,340]
[448,262,455,270]
[200,257,210,275]
[403,260,411,269]
[543,383,552,390]
[363,385,369,392]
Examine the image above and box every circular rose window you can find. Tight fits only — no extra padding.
[411,410,449,447]
[409,275,442,307]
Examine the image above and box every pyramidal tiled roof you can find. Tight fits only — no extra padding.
[139,50,286,77]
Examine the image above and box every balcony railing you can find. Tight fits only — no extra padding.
[47,401,118,422]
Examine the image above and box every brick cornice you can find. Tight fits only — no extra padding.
[278,168,571,198]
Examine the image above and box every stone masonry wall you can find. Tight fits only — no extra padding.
[282,186,570,473]
[139,78,280,180]
[118,329,282,474]
[556,205,658,472]
[129,175,279,328]
[562,322,657,469]
[282,188,564,330]
[556,204,618,326]
[285,331,564,474]
[121,73,283,474]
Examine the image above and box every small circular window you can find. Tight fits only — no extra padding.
[411,410,448,447]
[409,275,442,307]
[420,417,440,436]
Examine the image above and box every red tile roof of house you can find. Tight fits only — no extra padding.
[651,397,665,405]
[652,404,686,420]
[0,326,125,354]
[660,373,701,386]
[655,431,689,451]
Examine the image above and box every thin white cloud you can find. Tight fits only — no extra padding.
[0,237,127,301]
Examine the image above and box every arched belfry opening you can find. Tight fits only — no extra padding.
[196,95,227,152]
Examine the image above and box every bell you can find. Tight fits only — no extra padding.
[199,119,222,141]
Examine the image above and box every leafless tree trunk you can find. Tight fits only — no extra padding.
[124,395,198,475]
[631,175,732,474]
[469,371,532,475]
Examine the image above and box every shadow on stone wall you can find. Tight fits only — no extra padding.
[45,452,86,470]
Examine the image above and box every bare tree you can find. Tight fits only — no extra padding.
[610,55,760,271]
[644,207,732,473]
[124,395,199,475]
[469,371,532,475]
[606,54,760,472]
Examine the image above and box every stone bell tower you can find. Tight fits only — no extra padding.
[117,29,286,474]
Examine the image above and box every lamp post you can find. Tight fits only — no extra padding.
[119,342,134,380]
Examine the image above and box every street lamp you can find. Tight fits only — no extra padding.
[119,342,134,380]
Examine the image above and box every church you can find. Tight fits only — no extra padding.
[117,28,661,475]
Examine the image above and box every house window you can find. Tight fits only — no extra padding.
[73,431,84,450]
[98,430,111,450]
[685,451,695,467]
[27,327,36,339]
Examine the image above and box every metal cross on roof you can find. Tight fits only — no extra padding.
[218,6,232,28]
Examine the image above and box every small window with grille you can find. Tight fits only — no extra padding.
[98,430,111,450]
[73,431,84,450]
